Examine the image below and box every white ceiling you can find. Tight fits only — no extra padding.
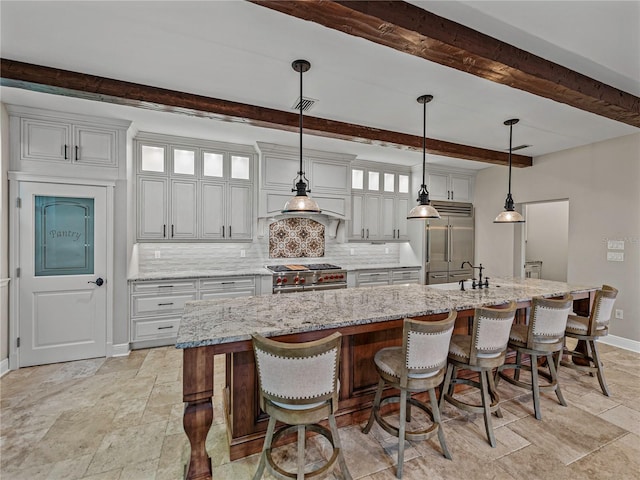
[1,0,638,170]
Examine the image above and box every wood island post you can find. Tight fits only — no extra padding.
[183,345,215,480]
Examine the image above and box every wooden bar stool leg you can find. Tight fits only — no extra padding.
[439,364,454,412]
[530,353,542,420]
[590,340,611,396]
[363,378,384,434]
[429,388,452,460]
[514,351,522,381]
[397,389,408,479]
[487,368,503,418]
[329,414,352,480]
[297,425,305,480]
[254,415,277,480]
[547,353,567,406]
[480,370,497,448]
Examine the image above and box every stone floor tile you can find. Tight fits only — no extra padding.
[494,443,570,480]
[598,404,640,436]
[568,432,640,480]
[119,458,159,480]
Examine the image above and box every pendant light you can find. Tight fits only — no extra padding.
[282,59,321,214]
[407,94,440,219]
[494,118,525,223]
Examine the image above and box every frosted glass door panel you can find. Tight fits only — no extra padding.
[368,171,380,191]
[352,169,364,190]
[231,155,250,180]
[398,175,409,193]
[141,145,165,172]
[173,149,195,175]
[203,152,224,178]
[34,196,94,276]
[384,173,395,192]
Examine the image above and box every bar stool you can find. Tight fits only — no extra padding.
[439,301,517,448]
[362,311,457,479]
[251,332,352,480]
[560,285,618,396]
[495,295,573,420]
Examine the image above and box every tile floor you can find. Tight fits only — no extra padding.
[1,343,639,479]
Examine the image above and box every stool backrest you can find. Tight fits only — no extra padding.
[252,332,342,410]
[401,311,457,386]
[588,285,618,335]
[528,294,573,350]
[470,301,517,366]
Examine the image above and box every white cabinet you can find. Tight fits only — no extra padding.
[135,133,255,241]
[354,267,421,287]
[257,142,355,218]
[130,280,198,346]
[7,105,130,175]
[130,276,256,347]
[350,162,410,241]
[427,169,474,202]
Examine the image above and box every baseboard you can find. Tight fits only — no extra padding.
[600,335,640,353]
[107,343,131,357]
[0,358,9,377]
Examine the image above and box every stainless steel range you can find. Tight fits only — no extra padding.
[266,264,347,294]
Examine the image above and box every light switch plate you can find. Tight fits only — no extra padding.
[607,251,624,262]
[615,309,624,319]
[607,240,625,250]
[154,250,161,259]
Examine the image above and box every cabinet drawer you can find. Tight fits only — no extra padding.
[199,277,255,290]
[133,317,181,341]
[200,289,255,301]
[357,271,389,282]
[132,293,196,316]
[132,280,197,294]
[391,269,421,284]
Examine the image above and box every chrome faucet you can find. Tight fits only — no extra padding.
[461,262,489,289]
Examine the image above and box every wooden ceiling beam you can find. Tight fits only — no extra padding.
[250,0,640,129]
[0,58,532,167]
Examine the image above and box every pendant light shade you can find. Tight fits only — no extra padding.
[282,59,321,214]
[494,119,525,223]
[408,94,440,220]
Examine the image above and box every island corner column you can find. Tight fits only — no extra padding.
[183,345,215,480]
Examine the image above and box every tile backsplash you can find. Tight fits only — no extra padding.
[136,240,413,275]
[269,218,325,258]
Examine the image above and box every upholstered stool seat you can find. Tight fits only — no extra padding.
[496,295,573,420]
[560,285,618,396]
[440,301,517,448]
[363,311,457,479]
[252,332,352,480]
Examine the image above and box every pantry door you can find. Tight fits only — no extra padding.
[18,182,108,367]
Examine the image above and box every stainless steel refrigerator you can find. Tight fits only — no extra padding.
[425,202,475,284]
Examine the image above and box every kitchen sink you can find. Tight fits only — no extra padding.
[428,281,471,291]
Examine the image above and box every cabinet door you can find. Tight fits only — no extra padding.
[350,194,365,239]
[73,125,117,166]
[170,179,198,239]
[396,196,409,239]
[364,195,381,240]
[450,175,472,202]
[381,196,396,241]
[21,118,70,163]
[200,182,225,239]
[311,160,349,194]
[137,177,168,240]
[228,184,252,240]
[427,172,450,201]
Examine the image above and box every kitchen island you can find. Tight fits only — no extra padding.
[178,278,596,480]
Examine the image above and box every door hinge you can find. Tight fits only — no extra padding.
[16,267,20,278]
[16,337,20,348]
[16,197,21,208]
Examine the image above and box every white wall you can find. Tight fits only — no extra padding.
[525,201,569,282]
[474,133,640,342]
[0,104,9,367]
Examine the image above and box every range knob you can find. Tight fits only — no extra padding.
[282,277,288,283]
[299,278,306,284]
[276,277,282,284]
[294,276,299,284]
[318,277,324,283]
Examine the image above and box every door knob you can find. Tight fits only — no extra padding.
[88,277,104,286]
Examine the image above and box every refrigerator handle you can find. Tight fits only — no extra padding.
[448,224,453,263]
[445,225,450,262]
[425,223,430,263]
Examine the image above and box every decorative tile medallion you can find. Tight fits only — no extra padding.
[269,218,325,258]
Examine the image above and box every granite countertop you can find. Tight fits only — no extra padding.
[176,277,595,349]
[129,263,421,281]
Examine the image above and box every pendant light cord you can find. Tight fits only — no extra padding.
[507,121,513,195]
[298,65,304,177]
[422,99,426,187]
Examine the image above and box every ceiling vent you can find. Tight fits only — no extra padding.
[292,96,318,112]
[508,144,531,152]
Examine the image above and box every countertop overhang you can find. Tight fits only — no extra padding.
[176,277,595,349]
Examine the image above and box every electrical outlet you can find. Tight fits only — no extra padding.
[350,248,355,256]
[384,247,389,254]
[154,250,161,259]
[615,309,623,319]
[607,251,624,262]
[240,249,246,258]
